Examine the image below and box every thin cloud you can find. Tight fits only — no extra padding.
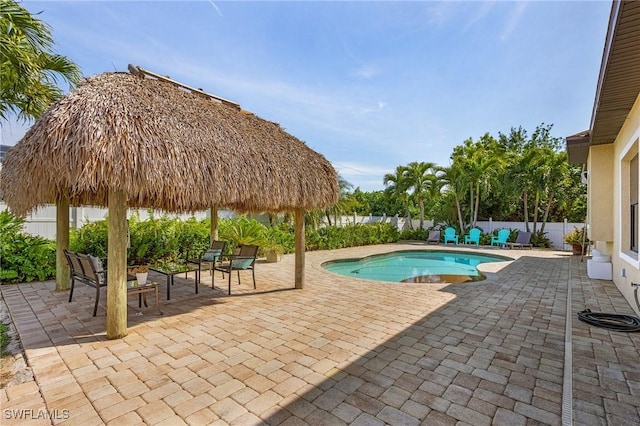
[501,2,528,42]
[352,64,378,79]
[332,161,391,177]
[207,1,223,17]
[331,161,389,176]
[27,0,607,195]
[164,58,389,133]
[463,1,496,32]
[332,161,394,190]
[426,2,454,26]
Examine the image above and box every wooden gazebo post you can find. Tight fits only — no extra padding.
[294,208,305,289]
[210,205,219,243]
[55,196,70,291]
[106,189,128,339]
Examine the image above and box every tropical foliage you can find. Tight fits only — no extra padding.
[0,210,56,283]
[1,210,408,282]
[564,226,589,246]
[0,322,9,356]
[306,223,399,251]
[0,0,81,121]
[375,124,585,234]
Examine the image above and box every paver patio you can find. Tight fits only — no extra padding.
[1,243,639,425]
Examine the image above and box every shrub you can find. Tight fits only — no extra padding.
[71,212,211,264]
[173,217,210,260]
[70,219,108,258]
[264,226,295,254]
[532,230,552,248]
[220,216,267,250]
[398,228,429,241]
[129,213,181,263]
[372,222,400,243]
[0,322,9,356]
[563,226,589,246]
[0,210,56,283]
[305,222,399,251]
[478,232,491,246]
[4,211,410,284]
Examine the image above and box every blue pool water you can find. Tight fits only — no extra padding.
[322,250,511,283]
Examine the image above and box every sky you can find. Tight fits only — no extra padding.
[1,1,611,191]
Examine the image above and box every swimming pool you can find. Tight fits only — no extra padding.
[322,250,511,283]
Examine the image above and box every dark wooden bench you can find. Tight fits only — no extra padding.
[63,250,106,317]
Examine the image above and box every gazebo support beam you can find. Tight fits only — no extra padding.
[106,189,128,339]
[210,205,219,243]
[55,197,70,291]
[294,208,305,289]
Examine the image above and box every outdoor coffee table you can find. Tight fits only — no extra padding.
[150,263,200,300]
[126,280,162,315]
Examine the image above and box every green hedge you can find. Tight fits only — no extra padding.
[0,211,56,284]
[306,223,399,250]
[1,211,428,284]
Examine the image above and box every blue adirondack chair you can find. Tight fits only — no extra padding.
[443,227,458,245]
[491,229,510,248]
[464,228,481,246]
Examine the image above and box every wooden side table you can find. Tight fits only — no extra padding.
[127,281,162,315]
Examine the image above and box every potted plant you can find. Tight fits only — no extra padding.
[128,265,150,285]
[261,241,285,263]
[564,226,589,255]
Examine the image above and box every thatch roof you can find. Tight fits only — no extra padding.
[0,71,339,216]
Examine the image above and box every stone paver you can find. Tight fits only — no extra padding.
[2,243,640,425]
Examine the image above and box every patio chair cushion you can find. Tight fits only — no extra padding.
[232,257,254,270]
[203,248,222,262]
[89,255,105,284]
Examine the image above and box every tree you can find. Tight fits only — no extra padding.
[423,167,447,222]
[451,135,504,227]
[325,175,359,226]
[488,124,585,228]
[0,0,81,122]
[383,166,413,229]
[438,164,467,231]
[516,124,568,233]
[352,188,404,217]
[402,161,437,230]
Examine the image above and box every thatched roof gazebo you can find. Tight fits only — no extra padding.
[0,66,339,338]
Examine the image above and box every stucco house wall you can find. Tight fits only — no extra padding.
[608,93,640,315]
[570,1,640,316]
[587,144,614,244]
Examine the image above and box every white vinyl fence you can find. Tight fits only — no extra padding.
[1,202,582,251]
[0,202,227,240]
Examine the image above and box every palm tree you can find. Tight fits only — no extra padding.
[452,136,503,227]
[425,167,447,220]
[383,166,412,229]
[439,164,466,231]
[515,124,565,233]
[325,174,358,226]
[403,161,437,230]
[524,145,567,234]
[469,150,502,226]
[0,0,82,121]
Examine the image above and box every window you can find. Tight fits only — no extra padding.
[632,203,638,253]
[631,154,638,253]
[620,141,639,261]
